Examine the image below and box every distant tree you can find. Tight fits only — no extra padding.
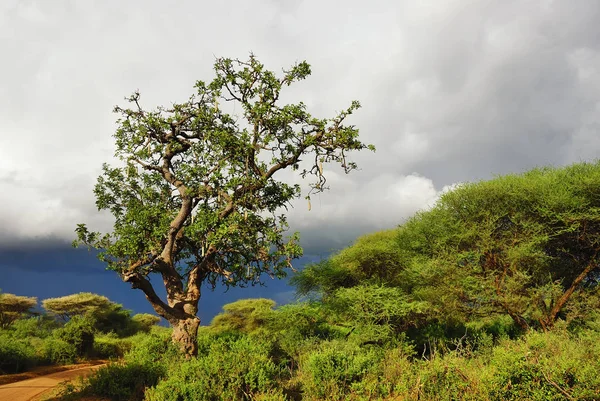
[0,293,37,329]
[42,292,134,335]
[42,292,114,321]
[75,54,373,357]
[132,313,161,333]
[210,298,276,334]
[292,230,403,297]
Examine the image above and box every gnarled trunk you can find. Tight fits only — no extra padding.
[172,317,201,358]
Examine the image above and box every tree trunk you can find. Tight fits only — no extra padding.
[172,317,201,358]
[542,259,598,329]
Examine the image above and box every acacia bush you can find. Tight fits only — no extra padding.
[298,340,384,400]
[0,334,37,373]
[145,335,285,401]
[42,338,78,365]
[54,315,95,357]
[10,316,60,338]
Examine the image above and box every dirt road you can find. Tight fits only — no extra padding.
[0,364,104,401]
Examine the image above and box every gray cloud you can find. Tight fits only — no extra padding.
[0,0,599,256]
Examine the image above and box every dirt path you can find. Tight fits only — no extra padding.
[0,364,104,401]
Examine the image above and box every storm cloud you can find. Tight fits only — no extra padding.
[1,0,599,255]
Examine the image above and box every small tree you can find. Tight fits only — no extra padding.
[0,293,37,329]
[42,292,114,321]
[132,313,161,333]
[210,298,276,334]
[43,292,134,335]
[75,54,373,357]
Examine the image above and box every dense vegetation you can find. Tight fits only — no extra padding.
[0,291,162,375]
[6,161,600,400]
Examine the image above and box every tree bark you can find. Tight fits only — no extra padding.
[172,316,201,358]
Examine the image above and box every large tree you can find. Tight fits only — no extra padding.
[75,55,373,357]
[395,162,600,330]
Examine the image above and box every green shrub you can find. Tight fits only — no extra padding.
[54,315,95,357]
[0,334,37,373]
[485,329,600,401]
[80,362,164,401]
[10,316,59,339]
[145,336,283,401]
[42,337,78,365]
[124,331,176,366]
[299,340,383,400]
[93,337,125,359]
[131,313,161,333]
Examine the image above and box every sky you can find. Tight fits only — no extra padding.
[1,0,599,323]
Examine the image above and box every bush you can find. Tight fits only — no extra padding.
[93,336,130,359]
[81,362,165,401]
[131,313,162,333]
[124,331,176,366]
[42,337,78,365]
[10,316,60,339]
[145,336,284,401]
[54,315,95,357]
[0,334,37,373]
[299,340,383,400]
[485,329,600,400]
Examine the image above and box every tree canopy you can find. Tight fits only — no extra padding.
[210,298,276,334]
[75,54,373,356]
[42,292,115,321]
[42,292,144,336]
[293,161,600,334]
[0,292,37,329]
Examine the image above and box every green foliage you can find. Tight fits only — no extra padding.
[421,162,600,329]
[331,230,404,284]
[131,313,161,333]
[42,292,140,337]
[9,315,60,338]
[42,292,114,320]
[329,285,431,340]
[54,315,95,357]
[210,298,276,334]
[291,230,402,297]
[42,337,78,365]
[0,292,37,329]
[75,53,372,284]
[82,362,165,401]
[290,259,357,298]
[74,54,373,356]
[145,336,284,401]
[93,335,132,359]
[124,330,177,366]
[0,334,37,373]
[299,340,384,400]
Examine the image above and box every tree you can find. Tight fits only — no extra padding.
[0,293,37,329]
[75,54,373,357]
[291,229,403,297]
[210,298,276,334]
[42,292,134,335]
[132,313,161,333]
[397,162,600,330]
[42,292,114,321]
